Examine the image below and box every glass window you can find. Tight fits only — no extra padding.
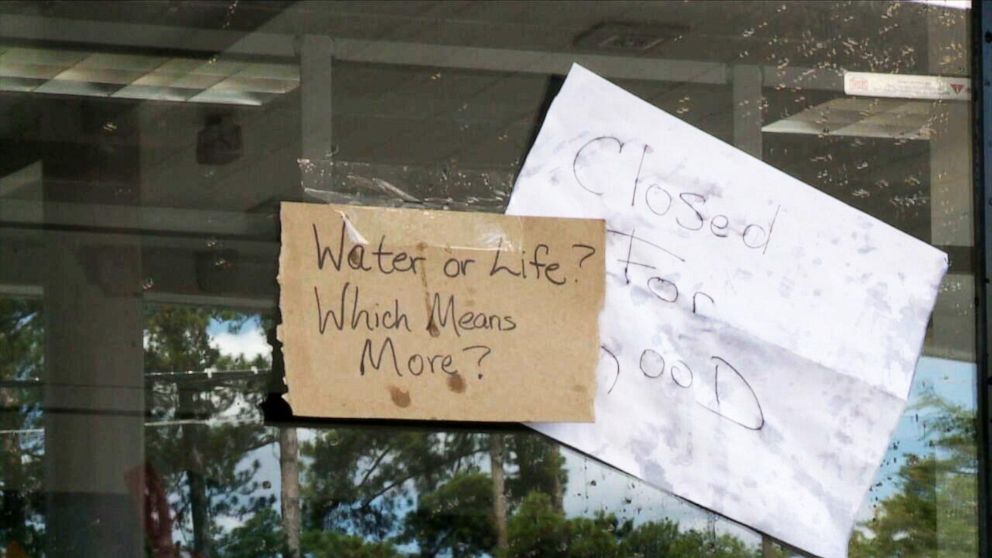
[0,1,979,557]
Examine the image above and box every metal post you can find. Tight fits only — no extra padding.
[731,63,777,555]
[42,103,145,556]
[300,34,334,193]
[732,65,763,159]
[973,3,991,557]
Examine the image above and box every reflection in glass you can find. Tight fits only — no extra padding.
[0,1,982,557]
[0,298,45,557]
[852,358,979,557]
[143,306,274,557]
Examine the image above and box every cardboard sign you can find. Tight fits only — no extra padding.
[278,202,605,422]
[507,65,947,558]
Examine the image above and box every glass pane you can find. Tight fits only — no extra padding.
[0,1,978,557]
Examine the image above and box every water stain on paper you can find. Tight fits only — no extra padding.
[388,386,411,407]
[447,373,466,394]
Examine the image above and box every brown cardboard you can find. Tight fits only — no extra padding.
[278,202,605,422]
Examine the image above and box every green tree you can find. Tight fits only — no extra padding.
[505,433,567,510]
[301,530,402,558]
[214,507,407,558]
[302,429,487,539]
[403,472,496,557]
[506,492,627,558]
[658,527,759,558]
[144,306,275,556]
[0,298,45,556]
[850,393,978,558]
[215,507,286,558]
[301,428,770,558]
[505,491,764,558]
[617,520,681,556]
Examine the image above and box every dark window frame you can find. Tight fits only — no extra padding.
[972,3,991,557]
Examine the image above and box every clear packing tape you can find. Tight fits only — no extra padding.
[299,158,514,213]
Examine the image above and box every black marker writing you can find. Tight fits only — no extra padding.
[462,344,493,380]
[572,243,597,268]
[573,136,623,196]
[601,345,621,394]
[315,283,411,334]
[611,348,764,432]
[701,357,765,431]
[359,336,459,377]
[571,137,783,257]
[313,221,425,274]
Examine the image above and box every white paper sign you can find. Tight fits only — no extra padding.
[507,65,947,558]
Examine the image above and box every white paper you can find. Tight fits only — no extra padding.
[507,65,948,558]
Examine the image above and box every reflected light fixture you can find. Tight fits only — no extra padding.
[0,45,299,106]
[907,0,970,9]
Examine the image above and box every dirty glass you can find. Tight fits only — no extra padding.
[0,1,979,557]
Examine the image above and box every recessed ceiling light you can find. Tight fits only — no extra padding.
[0,45,299,106]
